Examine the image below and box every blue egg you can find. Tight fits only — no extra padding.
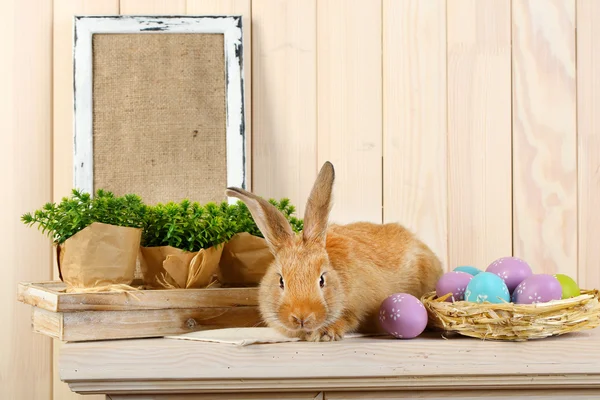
[453,265,482,276]
[464,272,510,304]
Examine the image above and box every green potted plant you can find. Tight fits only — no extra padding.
[217,198,303,287]
[21,189,146,290]
[139,198,303,289]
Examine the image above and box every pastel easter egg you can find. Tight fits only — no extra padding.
[553,273,581,299]
[379,293,428,339]
[464,272,510,304]
[435,271,474,302]
[486,256,533,293]
[512,274,562,304]
[453,265,482,276]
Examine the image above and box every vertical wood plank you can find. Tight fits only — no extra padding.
[53,1,119,398]
[382,0,448,267]
[512,0,577,275]
[0,0,53,399]
[318,0,382,224]
[251,0,317,215]
[119,0,186,13]
[186,0,252,192]
[447,0,512,270]
[577,0,600,289]
[53,0,120,201]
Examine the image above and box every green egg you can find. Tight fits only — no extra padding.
[553,273,580,299]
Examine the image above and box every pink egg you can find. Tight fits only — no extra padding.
[435,271,473,302]
[486,256,533,293]
[378,293,428,339]
[512,274,563,304]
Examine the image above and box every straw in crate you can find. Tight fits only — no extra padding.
[420,257,600,341]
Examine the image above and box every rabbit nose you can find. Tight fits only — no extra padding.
[290,312,315,329]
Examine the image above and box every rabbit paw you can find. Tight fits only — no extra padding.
[306,325,345,342]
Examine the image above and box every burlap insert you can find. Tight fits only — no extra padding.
[91,33,227,205]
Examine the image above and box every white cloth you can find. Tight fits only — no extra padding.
[164,327,378,346]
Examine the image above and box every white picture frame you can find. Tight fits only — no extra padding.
[73,15,247,203]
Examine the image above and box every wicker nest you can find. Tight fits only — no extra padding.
[421,289,600,341]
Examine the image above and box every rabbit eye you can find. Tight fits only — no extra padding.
[319,273,325,288]
[279,276,284,289]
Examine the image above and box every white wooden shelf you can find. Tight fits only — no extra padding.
[58,328,600,398]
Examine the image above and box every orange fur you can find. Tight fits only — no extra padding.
[226,162,443,341]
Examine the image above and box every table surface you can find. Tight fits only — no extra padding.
[59,328,600,395]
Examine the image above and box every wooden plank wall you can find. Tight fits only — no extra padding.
[2,0,600,399]
[1,0,54,399]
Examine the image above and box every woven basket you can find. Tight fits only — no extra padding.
[421,289,600,341]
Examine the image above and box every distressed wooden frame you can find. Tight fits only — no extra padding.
[72,15,247,202]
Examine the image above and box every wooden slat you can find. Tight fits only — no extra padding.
[382,0,448,267]
[251,0,317,215]
[53,0,120,204]
[110,394,323,400]
[17,282,60,312]
[18,281,259,312]
[325,389,600,399]
[511,0,577,275]
[446,0,512,270]
[577,0,600,290]
[1,0,53,398]
[60,330,600,393]
[119,0,186,13]
[33,306,262,342]
[53,1,119,397]
[33,308,64,341]
[317,0,382,224]
[186,0,253,192]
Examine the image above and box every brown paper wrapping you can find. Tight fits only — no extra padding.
[56,222,142,289]
[139,245,224,289]
[139,233,273,289]
[217,233,273,286]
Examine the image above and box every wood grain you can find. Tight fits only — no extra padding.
[325,389,600,399]
[53,2,119,397]
[446,0,512,270]
[60,329,600,394]
[33,308,63,341]
[577,0,600,290]
[251,0,317,216]
[317,0,382,224]
[511,0,577,275]
[186,0,253,191]
[119,0,186,13]
[18,282,259,312]
[382,0,447,267]
[110,394,322,400]
[53,0,120,203]
[0,0,53,398]
[33,306,262,342]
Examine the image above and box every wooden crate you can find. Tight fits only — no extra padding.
[17,281,262,342]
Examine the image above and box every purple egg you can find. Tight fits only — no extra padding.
[435,271,473,302]
[512,274,563,304]
[486,256,533,293]
[379,293,428,339]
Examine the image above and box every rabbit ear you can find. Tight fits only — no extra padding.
[226,187,295,253]
[302,161,335,245]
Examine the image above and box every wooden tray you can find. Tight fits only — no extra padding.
[17,281,262,342]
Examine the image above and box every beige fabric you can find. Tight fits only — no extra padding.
[164,327,380,346]
[91,33,227,205]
